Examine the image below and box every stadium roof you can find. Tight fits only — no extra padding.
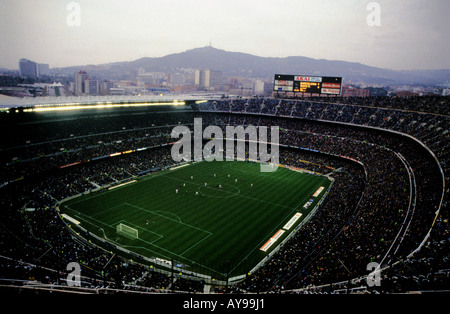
[0,94,23,108]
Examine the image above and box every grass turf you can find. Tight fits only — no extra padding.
[60,160,331,279]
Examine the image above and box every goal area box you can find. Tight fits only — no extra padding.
[116,223,139,240]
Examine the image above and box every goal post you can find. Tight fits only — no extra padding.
[116,223,139,240]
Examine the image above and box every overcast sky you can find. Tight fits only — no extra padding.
[1,0,449,70]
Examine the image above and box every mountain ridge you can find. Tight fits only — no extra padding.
[51,46,450,86]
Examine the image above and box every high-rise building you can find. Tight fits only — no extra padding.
[194,70,201,86]
[85,78,99,95]
[19,59,50,78]
[37,63,50,76]
[74,71,89,95]
[209,70,223,88]
[195,69,223,89]
[19,58,38,78]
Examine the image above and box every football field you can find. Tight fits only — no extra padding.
[60,160,331,280]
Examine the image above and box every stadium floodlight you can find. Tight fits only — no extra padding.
[27,101,186,112]
[116,223,139,240]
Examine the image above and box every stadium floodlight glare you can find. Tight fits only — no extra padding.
[26,101,186,112]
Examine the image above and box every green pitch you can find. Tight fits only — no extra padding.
[60,160,331,280]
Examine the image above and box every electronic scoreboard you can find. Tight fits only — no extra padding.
[273,74,342,95]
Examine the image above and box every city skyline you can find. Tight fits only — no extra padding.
[1,0,449,71]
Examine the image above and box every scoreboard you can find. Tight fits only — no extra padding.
[273,74,342,95]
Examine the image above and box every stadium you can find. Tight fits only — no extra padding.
[0,91,448,295]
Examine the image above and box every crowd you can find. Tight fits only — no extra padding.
[199,97,448,292]
[0,96,448,294]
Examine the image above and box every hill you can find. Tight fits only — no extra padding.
[51,46,450,86]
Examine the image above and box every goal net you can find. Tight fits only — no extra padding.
[116,223,139,240]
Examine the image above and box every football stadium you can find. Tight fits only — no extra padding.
[0,93,448,296]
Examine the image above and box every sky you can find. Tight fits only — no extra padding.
[1,0,449,71]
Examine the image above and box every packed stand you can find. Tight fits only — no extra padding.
[0,96,448,294]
